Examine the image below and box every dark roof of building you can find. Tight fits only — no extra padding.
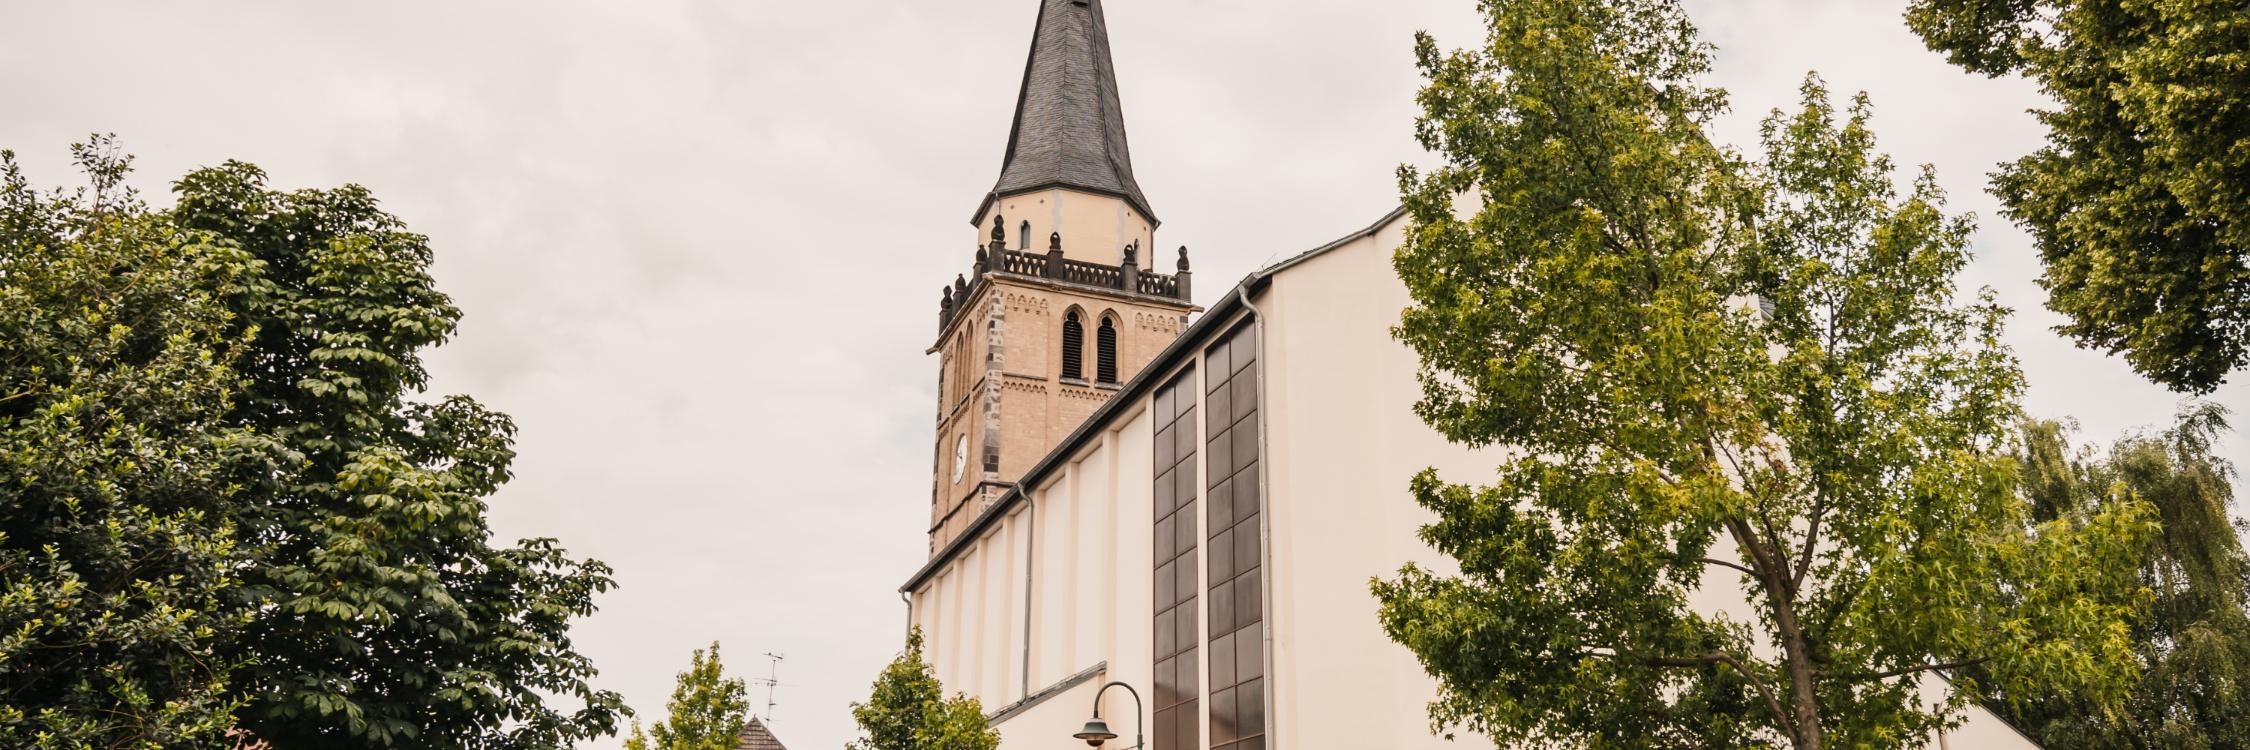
[978,0,1158,226]
[737,717,787,750]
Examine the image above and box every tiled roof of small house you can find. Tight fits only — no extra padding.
[737,716,787,750]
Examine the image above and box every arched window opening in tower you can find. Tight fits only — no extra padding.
[950,332,969,407]
[1062,309,1086,382]
[1019,221,1031,251]
[1097,315,1120,384]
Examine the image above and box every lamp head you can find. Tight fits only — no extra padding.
[1073,717,1118,746]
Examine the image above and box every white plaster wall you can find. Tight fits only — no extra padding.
[1105,410,1157,732]
[1256,217,1488,750]
[1255,210,2035,750]
[994,677,1108,749]
[1922,672,2042,748]
[914,404,1159,747]
[1034,474,1077,689]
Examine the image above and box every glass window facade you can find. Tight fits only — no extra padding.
[1152,367,1199,750]
[1205,324,1264,750]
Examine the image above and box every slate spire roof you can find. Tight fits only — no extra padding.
[979,0,1158,226]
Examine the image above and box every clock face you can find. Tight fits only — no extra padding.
[952,435,970,483]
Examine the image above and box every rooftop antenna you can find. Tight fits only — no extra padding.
[753,652,785,723]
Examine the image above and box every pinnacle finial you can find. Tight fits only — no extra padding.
[1177,245,1191,272]
[941,285,954,308]
[1122,241,1138,267]
[1049,232,1063,252]
[990,214,1007,250]
[974,246,989,273]
[954,274,967,294]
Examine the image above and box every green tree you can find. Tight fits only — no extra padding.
[1373,2,2149,747]
[1990,405,2250,748]
[846,629,997,750]
[165,162,625,749]
[1904,0,2250,393]
[0,139,268,748]
[625,642,750,750]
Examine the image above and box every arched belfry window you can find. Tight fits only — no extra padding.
[948,331,969,406]
[1097,315,1119,384]
[1061,309,1086,382]
[1019,221,1030,251]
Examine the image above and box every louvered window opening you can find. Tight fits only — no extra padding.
[1097,317,1119,384]
[1061,311,1086,382]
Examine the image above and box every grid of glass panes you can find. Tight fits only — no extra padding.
[1204,325,1264,750]
[1151,367,1199,750]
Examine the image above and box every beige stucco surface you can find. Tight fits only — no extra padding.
[1250,212,2035,749]
[1253,215,1481,750]
[913,410,1155,729]
[979,188,1157,269]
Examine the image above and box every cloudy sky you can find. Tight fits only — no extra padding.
[3,1,2243,748]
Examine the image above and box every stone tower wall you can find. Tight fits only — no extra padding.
[928,236,1194,553]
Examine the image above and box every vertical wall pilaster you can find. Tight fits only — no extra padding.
[980,291,1007,514]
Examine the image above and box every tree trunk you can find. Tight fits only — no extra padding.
[1728,518,1822,749]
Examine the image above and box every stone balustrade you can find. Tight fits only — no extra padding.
[939,223,1193,333]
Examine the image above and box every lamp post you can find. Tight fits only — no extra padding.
[1071,681,1143,749]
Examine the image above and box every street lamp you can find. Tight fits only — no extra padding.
[1072,681,1143,749]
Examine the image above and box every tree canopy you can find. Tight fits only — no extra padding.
[625,642,751,750]
[1374,1,2150,747]
[169,159,626,750]
[0,138,264,750]
[1993,405,2250,748]
[846,629,997,750]
[1905,0,2250,393]
[0,138,622,749]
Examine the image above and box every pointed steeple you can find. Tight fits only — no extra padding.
[978,0,1158,226]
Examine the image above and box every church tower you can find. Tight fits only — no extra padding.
[928,0,1196,554]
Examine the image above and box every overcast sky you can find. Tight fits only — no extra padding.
[3,1,2244,748]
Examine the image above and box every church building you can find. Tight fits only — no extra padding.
[902,1,2040,748]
